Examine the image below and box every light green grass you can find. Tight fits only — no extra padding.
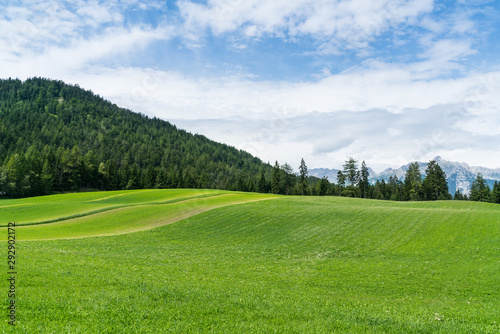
[1,191,499,333]
[0,189,224,226]
[16,192,277,240]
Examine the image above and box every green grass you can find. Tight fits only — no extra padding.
[0,189,225,226]
[1,190,499,333]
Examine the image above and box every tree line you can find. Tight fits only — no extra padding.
[275,157,500,204]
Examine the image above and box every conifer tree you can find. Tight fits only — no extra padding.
[343,157,358,187]
[359,161,370,198]
[492,181,500,204]
[470,173,491,202]
[404,162,423,201]
[422,160,449,200]
[271,161,281,194]
[299,158,308,195]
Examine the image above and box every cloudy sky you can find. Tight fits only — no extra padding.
[1,0,500,172]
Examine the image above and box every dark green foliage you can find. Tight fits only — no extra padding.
[316,176,329,196]
[358,160,370,198]
[386,176,404,201]
[257,169,269,193]
[492,181,500,204]
[271,161,281,194]
[422,160,451,200]
[0,78,282,198]
[337,170,346,193]
[470,173,492,202]
[453,189,468,200]
[404,162,423,201]
[343,157,358,187]
[280,163,295,195]
[299,158,308,195]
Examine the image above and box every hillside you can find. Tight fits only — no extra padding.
[0,78,274,198]
[2,190,499,332]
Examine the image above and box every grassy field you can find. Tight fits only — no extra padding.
[1,190,499,333]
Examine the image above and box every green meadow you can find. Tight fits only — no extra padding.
[1,189,499,333]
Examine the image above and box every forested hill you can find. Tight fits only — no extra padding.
[0,77,274,198]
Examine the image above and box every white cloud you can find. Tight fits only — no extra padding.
[76,1,124,27]
[1,0,499,172]
[0,26,172,80]
[55,64,499,171]
[0,0,174,79]
[179,0,434,53]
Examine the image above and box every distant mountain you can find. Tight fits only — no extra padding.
[311,157,500,195]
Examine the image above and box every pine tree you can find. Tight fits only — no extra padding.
[318,176,329,196]
[337,170,346,195]
[404,162,423,201]
[155,168,169,189]
[144,165,156,189]
[358,161,370,198]
[343,157,358,187]
[422,160,449,200]
[453,189,465,200]
[299,158,308,195]
[280,163,295,195]
[271,161,281,194]
[257,169,268,193]
[492,181,500,204]
[470,173,491,202]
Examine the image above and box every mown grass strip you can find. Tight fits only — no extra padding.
[0,189,224,225]
[0,192,224,228]
[16,193,279,240]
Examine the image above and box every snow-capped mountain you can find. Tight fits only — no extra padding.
[310,157,500,195]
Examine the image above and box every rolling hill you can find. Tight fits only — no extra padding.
[2,189,499,332]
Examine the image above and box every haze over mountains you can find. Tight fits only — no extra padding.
[310,156,500,195]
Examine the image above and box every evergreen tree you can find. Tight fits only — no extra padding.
[271,161,281,194]
[280,163,295,195]
[299,158,308,195]
[492,181,500,204]
[404,162,423,201]
[317,176,329,196]
[470,173,491,202]
[387,176,404,201]
[155,168,168,189]
[257,169,268,193]
[343,157,358,186]
[372,180,384,200]
[422,160,450,200]
[337,170,346,195]
[358,161,370,198]
[453,189,466,200]
[144,165,156,189]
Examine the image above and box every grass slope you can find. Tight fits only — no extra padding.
[0,189,276,239]
[1,191,499,333]
[0,189,223,226]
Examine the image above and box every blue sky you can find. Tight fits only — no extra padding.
[1,0,500,172]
